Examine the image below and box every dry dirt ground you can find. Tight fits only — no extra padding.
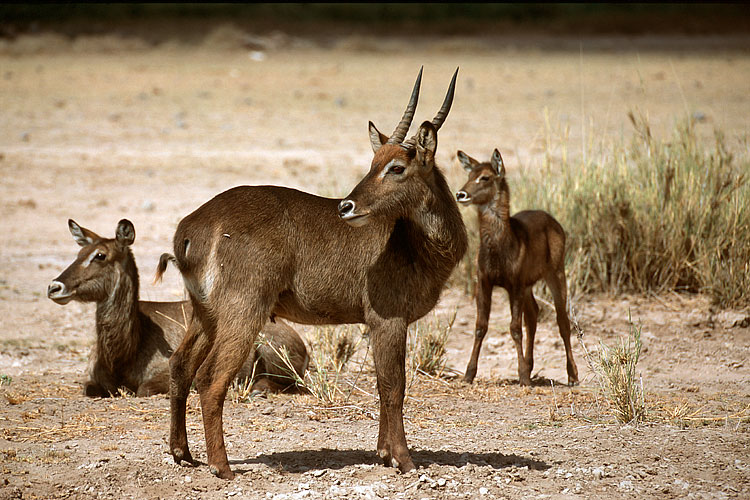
[1,31,749,499]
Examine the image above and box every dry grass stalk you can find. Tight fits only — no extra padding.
[410,309,456,378]
[259,325,366,406]
[578,311,646,425]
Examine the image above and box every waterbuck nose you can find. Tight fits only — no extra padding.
[47,281,64,299]
[338,199,355,218]
[456,191,469,202]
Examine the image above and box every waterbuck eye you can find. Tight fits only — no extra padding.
[479,175,491,182]
[94,252,106,261]
[388,165,405,175]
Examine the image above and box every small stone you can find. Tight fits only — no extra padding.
[618,480,634,492]
[249,51,266,62]
[479,487,489,495]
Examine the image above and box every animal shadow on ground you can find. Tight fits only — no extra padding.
[231,448,549,474]
[493,375,570,388]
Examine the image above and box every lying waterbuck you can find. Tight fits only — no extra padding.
[47,219,308,397]
[166,68,467,478]
[455,149,578,386]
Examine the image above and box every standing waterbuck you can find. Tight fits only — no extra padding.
[47,219,308,397]
[455,149,578,386]
[166,68,467,479]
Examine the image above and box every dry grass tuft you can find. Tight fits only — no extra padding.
[578,312,646,425]
[408,310,457,380]
[265,325,368,407]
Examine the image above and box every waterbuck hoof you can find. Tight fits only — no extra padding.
[379,448,415,473]
[210,464,235,480]
[171,447,194,466]
[462,374,475,384]
[378,449,391,467]
[396,457,416,473]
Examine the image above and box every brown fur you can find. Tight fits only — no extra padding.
[47,219,308,397]
[456,149,579,386]
[166,69,467,479]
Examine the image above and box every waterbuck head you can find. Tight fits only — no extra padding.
[48,219,137,305]
[455,149,507,207]
[338,67,458,227]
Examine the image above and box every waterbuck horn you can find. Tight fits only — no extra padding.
[387,66,423,145]
[431,67,458,131]
[403,67,458,148]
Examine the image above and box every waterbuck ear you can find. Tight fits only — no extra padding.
[68,219,99,247]
[368,121,388,153]
[491,149,506,176]
[115,219,135,248]
[415,121,437,170]
[456,150,477,172]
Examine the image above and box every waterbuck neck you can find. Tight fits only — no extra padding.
[477,178,512,243]
[412,167,468,265]
[94,254,141,372]
[479,177,511,222]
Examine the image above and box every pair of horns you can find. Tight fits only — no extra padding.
[386,66,458,147]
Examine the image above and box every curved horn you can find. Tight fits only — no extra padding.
[431,67,458,131]
[387,66,423,145]
[403,67,458,148]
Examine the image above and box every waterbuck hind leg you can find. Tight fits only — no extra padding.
[464,277,493,384]
[137,368,170,397]
[371,318,414,472]
[195,313,264,480]
[169,314,211,466]
[522,289,539,377]
[547,270,579,385]
[509,292,532,386]
[248,376,287,396]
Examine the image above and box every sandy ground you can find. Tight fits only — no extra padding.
[1,32,749,499]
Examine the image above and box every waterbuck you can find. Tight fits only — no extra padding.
[166,68,467,479]
[455,149,578,386]
[47,219,308,397]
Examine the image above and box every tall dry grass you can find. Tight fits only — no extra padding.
[455,112,749,308]
[578,312,647,424]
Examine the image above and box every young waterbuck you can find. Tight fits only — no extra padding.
[455,149,578,387]
[47,219,308,397]
[166,68,467,479]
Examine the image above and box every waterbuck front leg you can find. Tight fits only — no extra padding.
[370,317,414,472]
[169,314,211,467]
[522,288,539,377]
[84,358,120,397]
[508,290,532,386]
[464,275,493,384]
